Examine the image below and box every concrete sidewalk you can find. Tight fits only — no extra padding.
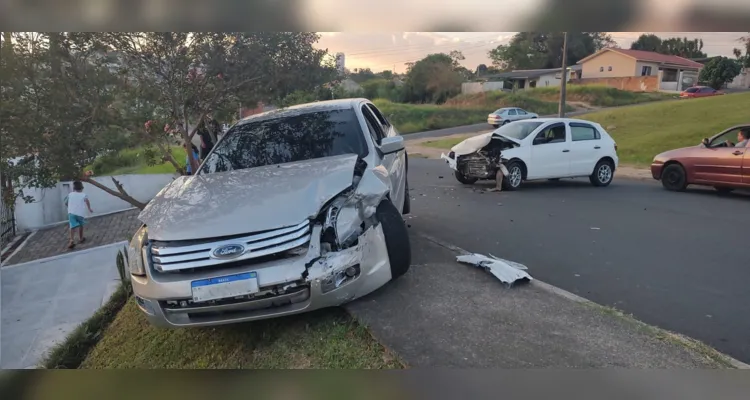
[1,242,124,369]
[346,233,740,368]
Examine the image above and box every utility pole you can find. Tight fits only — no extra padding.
[558,32,569,118]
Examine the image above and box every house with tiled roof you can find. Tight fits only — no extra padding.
[575,48,705,92]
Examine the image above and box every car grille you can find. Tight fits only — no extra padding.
[458,153,493,179]
[150,220,312,272]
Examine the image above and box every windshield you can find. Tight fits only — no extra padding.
[684,87,700,93]
[199,109,368,174]
[495,121,545,140]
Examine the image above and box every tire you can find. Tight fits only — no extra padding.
[661,163,688,192]
[492,124,499,128]
[402,179,411,214]
[502,120,510,125]
[501,160,524,191]
[455,170,478,185]
[715,186,734,194]
[376,200,411,279]
[548,178,560,181]
[590,159,615,187]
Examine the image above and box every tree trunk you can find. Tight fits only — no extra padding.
[82,176,147,210]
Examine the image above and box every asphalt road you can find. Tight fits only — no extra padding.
[405,158,750,363]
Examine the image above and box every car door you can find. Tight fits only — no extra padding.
[698,87,716,97]
[567,122,603,176]
[742,140,750,184]
[528,122,572,179]
[516,108,530,120]
[507,108,518,122]
[692,127,746,185]
[362,102,406,209]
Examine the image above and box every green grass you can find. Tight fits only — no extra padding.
[379,85,671,134]
[421,137,470,150]
[579,92,750,167]
[89,146,186,176]
[79,300,402,369]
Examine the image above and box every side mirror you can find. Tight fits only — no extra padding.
[701,138,710,147]
[380,136,405,155]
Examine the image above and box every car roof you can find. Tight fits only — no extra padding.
[513,117,600,125]
[236,98,368,125]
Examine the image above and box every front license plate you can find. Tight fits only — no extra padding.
[191,272,259,303]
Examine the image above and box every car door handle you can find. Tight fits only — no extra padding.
[594,146,601,149]
[562,149,570,152]
[732,151,744,156]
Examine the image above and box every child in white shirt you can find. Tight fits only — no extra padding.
[64,180,94,249]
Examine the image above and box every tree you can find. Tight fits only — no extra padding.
[348,67,376,83]
[660,37,706,58]
[630,34,707,58]
[732,33,750,68]
[402,53,464,104]
[630,34,662,52]
[1,32,336,210]
[699,57,742,90]
[488,32,615,71]
[1,32,138,206]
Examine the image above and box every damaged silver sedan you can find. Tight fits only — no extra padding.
[127,99,412,327]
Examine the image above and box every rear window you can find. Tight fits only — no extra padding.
[684,87,700,93]
[199,109,368,174]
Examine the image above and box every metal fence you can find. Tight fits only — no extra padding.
[1,186,16,248]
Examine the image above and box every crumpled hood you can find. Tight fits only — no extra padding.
[450,132,519,157]
[139,154,360,241]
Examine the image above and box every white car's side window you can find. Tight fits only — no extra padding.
[570,124,601,141]
[508,109,518,116]
[518,109,527,115]
[533,124,566,145]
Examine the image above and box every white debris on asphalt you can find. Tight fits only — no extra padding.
[456,253,532,287]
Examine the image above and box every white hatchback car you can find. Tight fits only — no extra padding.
[442,118,619,190]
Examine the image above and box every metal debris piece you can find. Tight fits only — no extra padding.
[456,253,532,287]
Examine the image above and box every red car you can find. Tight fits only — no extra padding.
[651,124,750,193]
[679,86,723,98]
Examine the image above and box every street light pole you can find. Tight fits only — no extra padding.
[559,32,569,118]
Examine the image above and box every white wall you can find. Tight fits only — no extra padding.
[15,174,175,232]
[726,68,749,89]
[461,81,506,94]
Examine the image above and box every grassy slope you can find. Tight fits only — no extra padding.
[381,85,671,134]
[579,92,750,167]
[79,300,402,369]
[421,92,750,168]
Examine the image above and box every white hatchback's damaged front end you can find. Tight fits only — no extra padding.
[128,155,399,328]
[441,132,517,182]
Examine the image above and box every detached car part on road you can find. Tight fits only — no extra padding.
[651,124,750,193]
[441,119,619,190]
[127,99,412,328]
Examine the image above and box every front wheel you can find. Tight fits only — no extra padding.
[501,161,524,191]
[661,164,687,191]
[590,159,614,187]
[376,200,411,279]
[455,170,478,185]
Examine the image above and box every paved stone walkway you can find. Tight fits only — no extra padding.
[3,209,142,266]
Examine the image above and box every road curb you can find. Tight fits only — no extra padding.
[2,240,129,270]
[417,233,750,370]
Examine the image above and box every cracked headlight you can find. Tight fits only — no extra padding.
[322,195,364,250]
[128,226,147,276]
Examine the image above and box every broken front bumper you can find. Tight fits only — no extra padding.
[441,152,509,179]
[131,224,392,328]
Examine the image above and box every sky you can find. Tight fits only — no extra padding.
[315,32,747,74]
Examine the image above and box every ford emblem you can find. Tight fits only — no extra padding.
[212,244,245,259]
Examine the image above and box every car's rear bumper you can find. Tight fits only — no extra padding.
[487,118,501,125]
[132,224,392,328]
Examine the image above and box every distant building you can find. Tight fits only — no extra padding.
[335,53,346,74]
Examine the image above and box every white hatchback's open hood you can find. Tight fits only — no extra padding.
[139,154,360,241]
[450,132,520,157]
